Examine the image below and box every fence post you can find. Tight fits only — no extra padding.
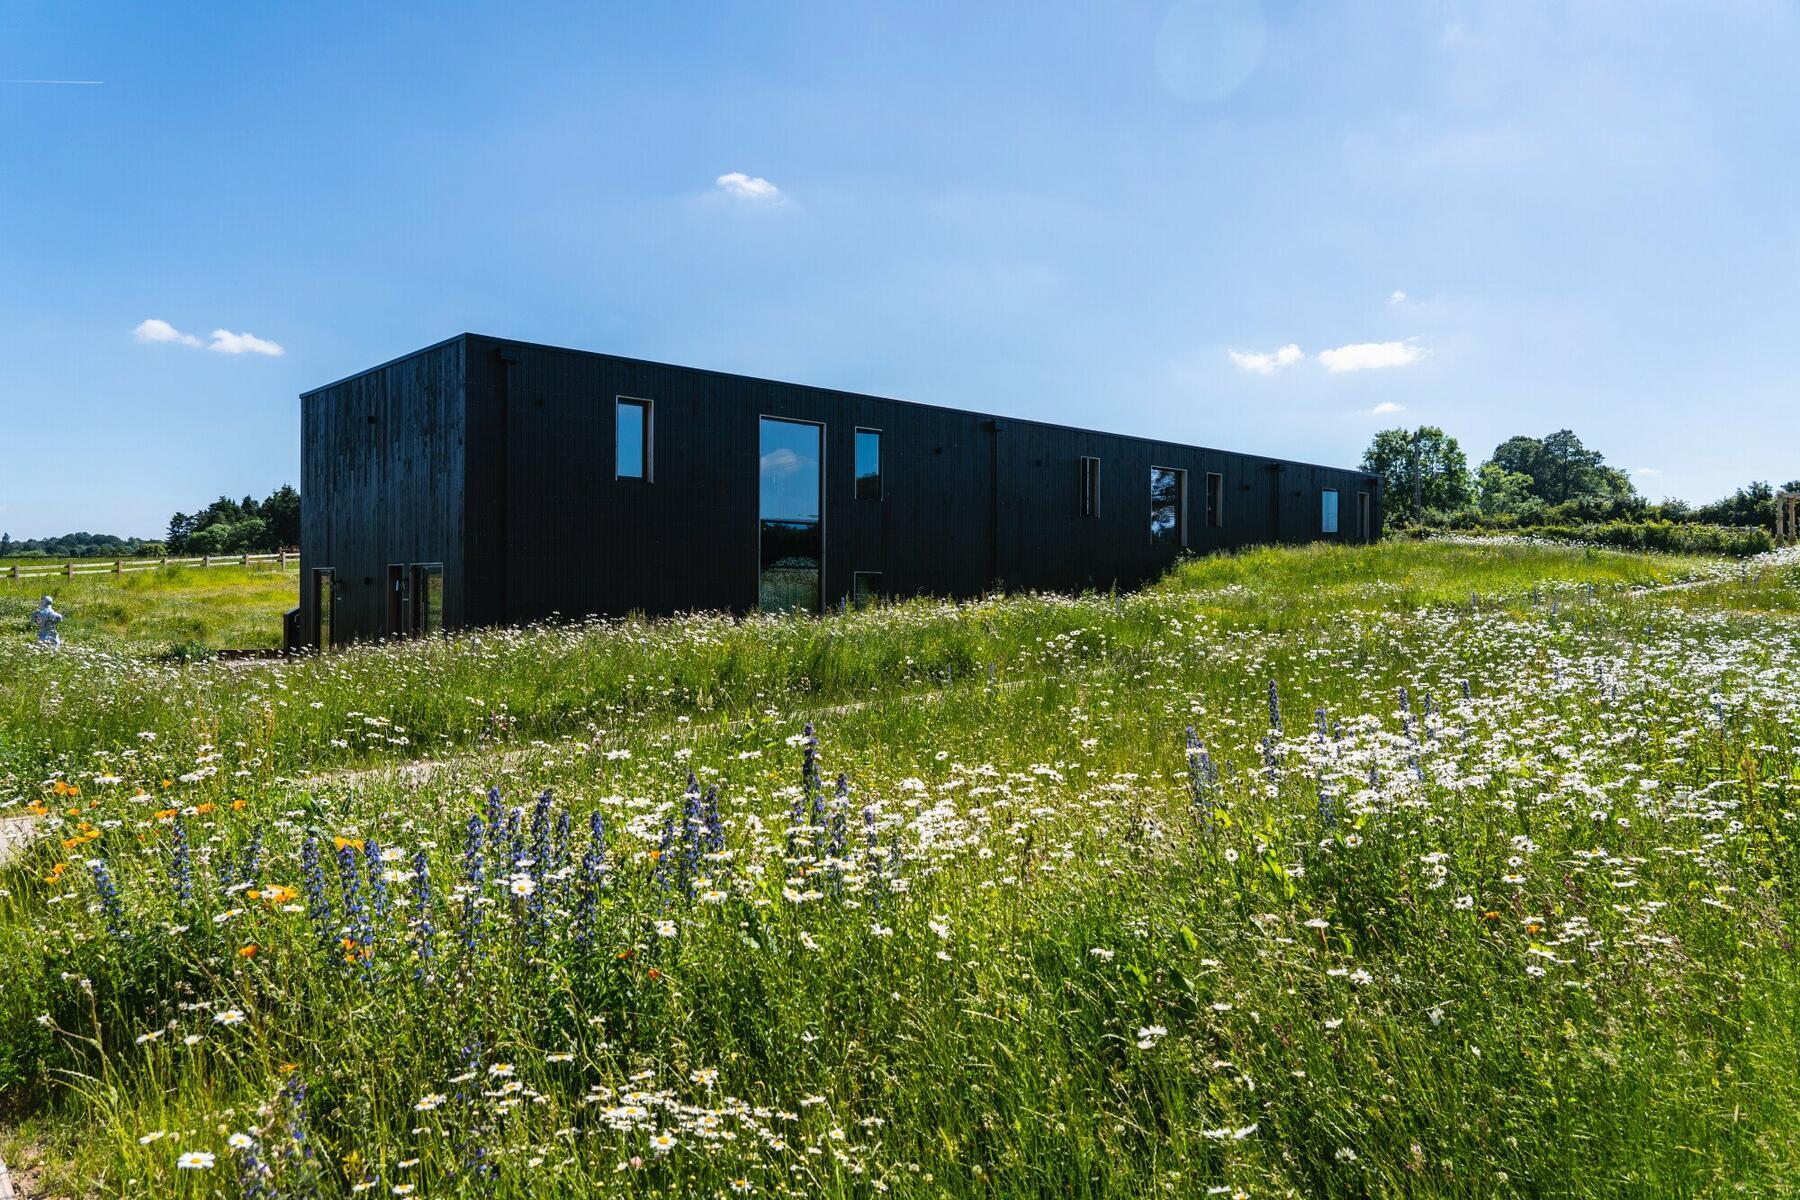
[202,555,210,568]
[7,565,16,580]
[114,559,122,575]
[64,562,74,579]
[241,553,250,567]
[279,549,288,569]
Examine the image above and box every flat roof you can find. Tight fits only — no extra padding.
[304,332,1377,483]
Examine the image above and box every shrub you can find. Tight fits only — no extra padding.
[1398,521,1772,557]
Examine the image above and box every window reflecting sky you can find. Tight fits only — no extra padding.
[760,418,821,522]
[616,402,645,478]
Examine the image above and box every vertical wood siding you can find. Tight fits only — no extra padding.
[306,334,1380,642]
[299,339,466,646]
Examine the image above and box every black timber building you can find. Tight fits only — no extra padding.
[298,333,1382,647]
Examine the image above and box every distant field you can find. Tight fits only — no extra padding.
[0,561,297,650]
[1,540,1798,1198]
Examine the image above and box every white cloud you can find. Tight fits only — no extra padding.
[1318,341,1426,372]
[715,171,783,202]
[134,318,200,347]
[1388,290,1407,305]
[1633,466,1660,476]
[1368,401,1406,416]
[1228,343,1303,374]
[206,329,284,357]
[759,447,803,476]
[135,319,284,356]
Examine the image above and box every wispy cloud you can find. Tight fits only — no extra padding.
[134,319,284,357]
[715,171,783,202]
[1227,343,1303,374]
[134,318,201,347]
[1368,401,1406,416]
[1318,341,1426,372]
[206,329,284,356]
[1387,290,1407,305]
[1633,466,1660,476]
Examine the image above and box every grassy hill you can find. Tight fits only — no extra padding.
[1,539,1797,1198]
[0,561,297,650]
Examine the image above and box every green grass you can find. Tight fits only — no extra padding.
[0,562,297,651]
[0,540,1797,1198]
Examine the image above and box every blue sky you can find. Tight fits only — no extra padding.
[3,1,1797,539]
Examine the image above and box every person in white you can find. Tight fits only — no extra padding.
[32,595,63,648]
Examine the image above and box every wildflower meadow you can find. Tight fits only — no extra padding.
[2,539,1799,1198]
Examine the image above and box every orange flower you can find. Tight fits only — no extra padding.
[154,808,180,821]
[238,944,259,958]
[646,968,661,981]
[161,779,174,788]
[1482,910,1502,921]
[278,1062,297,1074]
[333,836,365,852]
[194,803,216,815]
[231,799,248,811]
[258,885,299,906]
[43,862,67,883]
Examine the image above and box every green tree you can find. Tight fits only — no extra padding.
[1487,430,1636,506]
[1360,427,1473,520]
[260,484,300,548]
[1476,462,1539,517]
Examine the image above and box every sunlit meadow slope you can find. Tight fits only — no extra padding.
[1,539,1797,1198]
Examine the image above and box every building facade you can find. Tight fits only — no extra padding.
[298,334,1381,647]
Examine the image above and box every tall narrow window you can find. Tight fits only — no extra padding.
[411,563,444,634]
[1321,488,1340,534]
[1080,456,1101,517]
[855,428,882,500]
[1150,467,1186,546]
[759,417,823,614]
[616,398,651,480]
[853,572,882,608]
[1205,472,1223,529]
[312,568,334,650]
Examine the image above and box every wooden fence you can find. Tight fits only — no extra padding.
[4,550,298,581]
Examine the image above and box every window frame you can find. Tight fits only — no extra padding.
[852,571,882,609]
[312,567,334,650]
[1150,465,1188,548]
[854,426,883,501]
[615,396,653,482]
[1321,488,1340,535]
[1080,456,1101,517]
[757,414,826,615]
[410,562,445,635]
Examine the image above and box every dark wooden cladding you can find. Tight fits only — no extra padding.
[299,337,466,648]
[300,333,1381,647]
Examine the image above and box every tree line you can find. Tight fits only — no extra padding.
[0,485,300,560]
[164,485,300,554]
[1362,427,1798,530]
